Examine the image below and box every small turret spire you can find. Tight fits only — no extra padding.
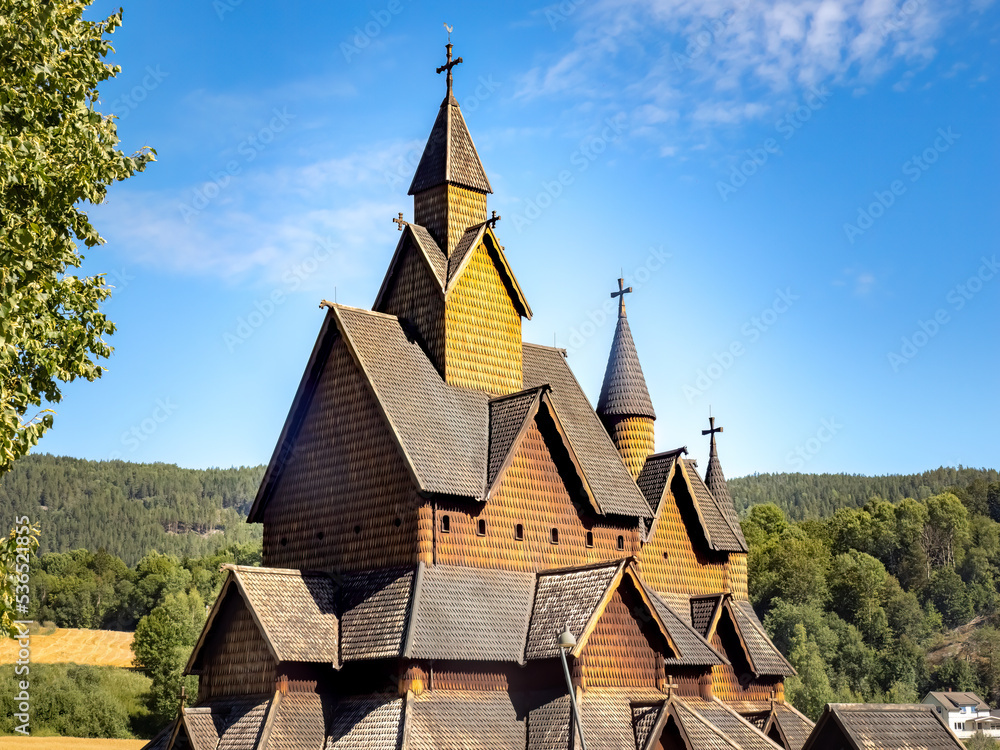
[703,414,731,504]
[597,278,655,479]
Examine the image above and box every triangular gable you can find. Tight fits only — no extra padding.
[446,224,532,318]
[373,223,448,311]
[765,703,815,750]
[672,459,747,553]
[691,594,725,638]
[705,597,794,678]
[637,447,687,540]
[173,696,274,750]
[486,385,602,515]
[802,704,964,750]
[522,343,653,520]
[664,699,746,750]
[250,304,490,522]
[572,565,680,659]
[186,566,339,674]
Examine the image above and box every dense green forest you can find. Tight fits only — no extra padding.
[4,455,1000,737]
[730,467,1000,520]
[0,454,264,564]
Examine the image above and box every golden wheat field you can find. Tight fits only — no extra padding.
[0,626,134,667]
[0,739,146,749]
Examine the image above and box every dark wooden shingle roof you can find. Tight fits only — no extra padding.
[523,343,652,519]
[407,690,525,750]
[597,311,656,420]
[339,567,415,662]
[729,600,795,676]
[407,564,536,662]
[409,93,492,195]
[325,694,404,750]
[335,305,489,498]
[526,560,625,659]
[681,460,747,553]
[804,703,963,750]
[768,702,814,750]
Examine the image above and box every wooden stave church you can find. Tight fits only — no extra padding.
[143,44,815,750]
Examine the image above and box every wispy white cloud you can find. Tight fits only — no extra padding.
[518,0,979,153]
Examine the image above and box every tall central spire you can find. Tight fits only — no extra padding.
[597,278,656,479]
[408,41,492,256]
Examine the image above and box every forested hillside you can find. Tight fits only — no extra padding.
[730,466,1000,520]
[0,455,264,564]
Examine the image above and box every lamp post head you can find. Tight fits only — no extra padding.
[558,628,577,650]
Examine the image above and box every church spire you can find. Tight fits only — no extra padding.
[408,40,491,255]
[597,278,655,479]
[703,415,732,505]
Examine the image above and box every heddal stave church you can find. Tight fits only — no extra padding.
[144,43,818,750]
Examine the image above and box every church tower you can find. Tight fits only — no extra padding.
[597,279,656,479]
[374,42,530,395]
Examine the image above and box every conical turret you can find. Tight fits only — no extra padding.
[703,416,731,506]
[597,279,655,479]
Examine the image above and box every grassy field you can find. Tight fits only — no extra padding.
[0,739,146,749]
[0,626,133,668]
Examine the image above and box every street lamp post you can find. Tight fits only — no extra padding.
[558,628,589,750]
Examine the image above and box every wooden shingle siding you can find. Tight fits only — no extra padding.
[581,584,665,689]
[445,239,523,394]
[376,234,445,371]
[199,591,276,701]
[263,337,420,572]
[605,415,655,480]
[434,424,637,570]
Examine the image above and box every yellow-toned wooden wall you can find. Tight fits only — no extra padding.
[376,237,445,372]
[263,336,420,573]
[198,591,275,701]
[709,609,782,706]
[444,240,523,395]
[430,422,639,570]
[605,415,655,480]
[637,472,749,600]
[580,584,665,689]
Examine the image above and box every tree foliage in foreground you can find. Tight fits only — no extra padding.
[0,0,154,473]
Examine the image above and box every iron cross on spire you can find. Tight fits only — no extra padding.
[702,416,723,441]
[437,41,463,98]
[610,277,633,317]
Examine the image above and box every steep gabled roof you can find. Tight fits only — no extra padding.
[523,343,652,519]
[526,560,726,667]
[803,704,963,750]
[326,694,404,749]
[407,690,525,750]
[597,309,655,421]
[409,92,492,195]
[339,567,416,662]
[186,566,339,673]
[705,597,794,678]
[927,691,990,711]
[679,459,747,553]
[686,698,782,750]
[637,447,687,517]
[766,702,815,750]
[488,387,546,491]
[372,224,448,311]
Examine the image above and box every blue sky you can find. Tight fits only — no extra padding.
[40,0,999,477]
